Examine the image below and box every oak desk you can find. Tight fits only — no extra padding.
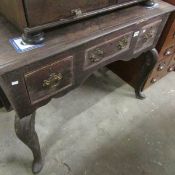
[0,0,174,173]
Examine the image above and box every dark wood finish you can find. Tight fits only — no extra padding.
[0,0,155,43]
[108,0,175,90]
[0,1,173,173]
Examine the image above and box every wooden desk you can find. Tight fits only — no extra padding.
[0,0,174,173]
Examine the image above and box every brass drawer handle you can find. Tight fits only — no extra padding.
[71,8,83,17]
[89,54,103,63]
[43,73,63,88]
[89,48,104,63]
[117,37,128,50]
[143,32,153,43]
[95,48,104,56]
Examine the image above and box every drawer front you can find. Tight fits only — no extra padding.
[144,58,171,88]
[84,31,133,69]
[134,20,162,53]
[25,56,74,104]
[24,0,120,27]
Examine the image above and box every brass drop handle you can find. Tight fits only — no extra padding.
[71,8,83,17]
[95,48,104,56]
[43,73,63,88]
[89,54,102,63]
[117,38,128,50]
[143,31,153,42]
[89,48,104,63]
[143,35,149,42]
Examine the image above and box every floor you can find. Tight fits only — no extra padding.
[0,70,175,175]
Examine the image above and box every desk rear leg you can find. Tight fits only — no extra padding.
[15,112,43,174]
[135,48,158,99]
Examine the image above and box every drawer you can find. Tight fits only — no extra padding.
[84,31,133,69]
[134,20,162,53]
[24,56,74,104]
[144,58,171,88]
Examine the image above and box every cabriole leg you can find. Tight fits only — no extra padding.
[15,112,43,174]
[135,48,158,100]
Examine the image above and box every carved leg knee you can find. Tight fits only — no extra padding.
[15,112,43,174]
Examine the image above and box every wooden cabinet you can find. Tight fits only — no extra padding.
[0,0,154,29]
[0,0,156,44]
[144,58,171,88]
[24,0,124,27]
[144,4,175,88]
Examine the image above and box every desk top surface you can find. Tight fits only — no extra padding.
[0,0,174,74]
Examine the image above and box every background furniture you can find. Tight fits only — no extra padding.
[108,0,175,93]
[0,0,173,173]
[0,0,155,44]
